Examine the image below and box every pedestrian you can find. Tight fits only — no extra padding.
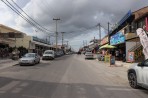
[115,50,119,60]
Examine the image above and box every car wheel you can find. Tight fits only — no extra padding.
[33,60,36,65]
[38,60,40,64]
[128,72,139,89]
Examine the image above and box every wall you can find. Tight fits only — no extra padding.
[126,41,139,60]
[0,25,15,47]
[16,35,31,49]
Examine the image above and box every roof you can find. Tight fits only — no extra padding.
[133,6,148,21]
[0,24,26,35]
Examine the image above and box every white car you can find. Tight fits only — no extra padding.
[127,59,148,89]
[19,53,40,65]
[42,50,55,60]
[85,52,94,59]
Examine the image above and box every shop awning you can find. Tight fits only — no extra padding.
[99,44,116,49]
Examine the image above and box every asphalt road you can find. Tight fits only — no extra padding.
[0,54,147,98]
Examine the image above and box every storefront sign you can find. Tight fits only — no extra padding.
[128,52,134,62]
[33,36,50,45]
[101,37,108,45]
[110,32,125,45]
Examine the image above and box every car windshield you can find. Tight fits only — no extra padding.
[44,52,53,54]
[24,53,35,57]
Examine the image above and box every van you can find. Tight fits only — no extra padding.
[42,50,55,60]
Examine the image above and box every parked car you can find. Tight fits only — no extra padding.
[42,50,55,60]
[77,51,81,55]
[127,59,148,89]
[85,52,94,59]
[19,53,40,65]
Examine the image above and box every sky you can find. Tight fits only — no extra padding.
[0,0,148,51]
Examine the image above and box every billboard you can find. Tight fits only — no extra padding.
[110,32,125,45]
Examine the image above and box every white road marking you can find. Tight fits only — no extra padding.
[0,81,20,92]
[22,94,44,98]
[105,87,137,91]
[11,88,22,93]
[20,82,29,87]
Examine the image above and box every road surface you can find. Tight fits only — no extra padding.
[0,54,147,98]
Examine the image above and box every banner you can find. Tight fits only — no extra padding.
[128,52,134,62]
[146,17,148,31]
[136,28,148,60]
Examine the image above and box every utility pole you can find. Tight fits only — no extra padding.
[108,22,110,35]
[61,32,65,46]
[48,35,50,44]
[53,18,60,51]
[66,41,69,46]
[108,22,111,44]
[98,23,101,40]
[83,40,85,47]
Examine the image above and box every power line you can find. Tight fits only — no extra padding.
[65,25,98,34]
[34,0,58,29]
[1,0,42,31]
[11,0,53,32]
[1,0,53,34]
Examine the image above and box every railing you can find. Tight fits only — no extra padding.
[128,42,141,52]
[128,42,144,62]
[134,45,144,61]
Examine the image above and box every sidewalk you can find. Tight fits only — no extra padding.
[115,61,137,69]
[0,59,19,70]
[94,54,137,69]
[0,59,14,64]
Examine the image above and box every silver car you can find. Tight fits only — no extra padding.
[127,59,148,89]
[19,53,40,65]
[85,52,94,59]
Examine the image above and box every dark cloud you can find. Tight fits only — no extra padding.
[12,0,148,50]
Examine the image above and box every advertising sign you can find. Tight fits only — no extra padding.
[110,56,115,65]
[33,36,50,45]
[101,37,108,45]
[110,32,125,45]
[136,28,148,60]
[128,52,134,62]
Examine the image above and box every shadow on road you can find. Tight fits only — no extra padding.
[54,55,72,61]
[0,76,147,98]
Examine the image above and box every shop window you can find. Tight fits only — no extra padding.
[137,18,145,28]
[124,26,130,34]
[124,28,127,34]
[131,22,136,33]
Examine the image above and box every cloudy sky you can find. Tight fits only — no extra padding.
[0,0,148,51]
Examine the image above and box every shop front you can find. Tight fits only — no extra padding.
[100,36,109,54]
[110,31,126,61]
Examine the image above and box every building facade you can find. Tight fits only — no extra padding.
[109,6,148,62]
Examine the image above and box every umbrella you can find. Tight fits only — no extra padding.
[99,44,116,49]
